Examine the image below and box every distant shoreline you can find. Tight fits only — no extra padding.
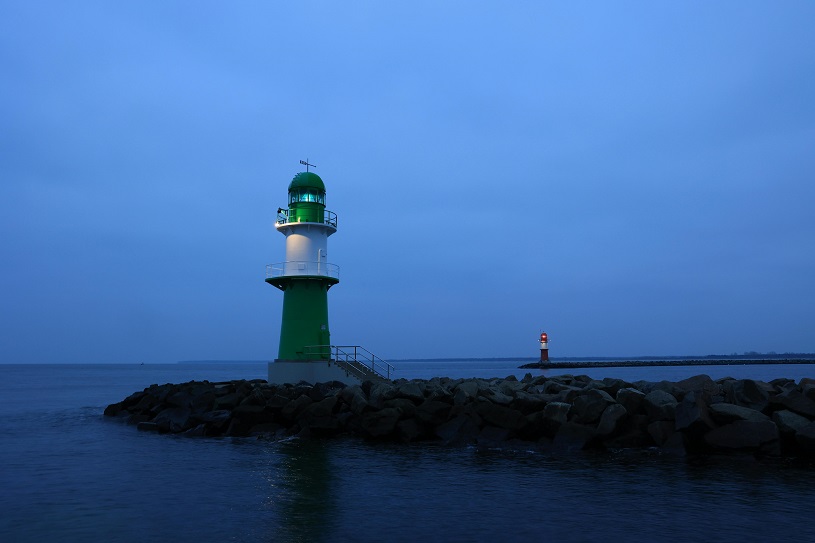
[172,353,815,365]
[521,359,815,370]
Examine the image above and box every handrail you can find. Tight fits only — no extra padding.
[276,209,338,228]
[266,262,340,280]
[303,344,395,381]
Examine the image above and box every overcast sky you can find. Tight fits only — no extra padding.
[2,1,814,363]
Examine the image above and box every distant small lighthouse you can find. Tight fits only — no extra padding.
[539,332,549,362]
[265,166,349,384]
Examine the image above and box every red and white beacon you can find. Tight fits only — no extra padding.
[539,332,549,362]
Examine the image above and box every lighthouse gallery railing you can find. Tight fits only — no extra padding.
[276,209,338,228]
[266,262,340,280]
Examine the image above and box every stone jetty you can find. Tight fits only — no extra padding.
[104,373,815,460]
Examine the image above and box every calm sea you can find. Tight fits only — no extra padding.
[2,360,815,543]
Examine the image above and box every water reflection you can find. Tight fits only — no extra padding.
[261,439,337,543]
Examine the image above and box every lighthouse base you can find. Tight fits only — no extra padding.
[268,360,359,386]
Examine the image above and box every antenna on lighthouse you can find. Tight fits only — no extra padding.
[299,159,315,172]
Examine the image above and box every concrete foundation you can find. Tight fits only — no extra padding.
[268,360,358,385]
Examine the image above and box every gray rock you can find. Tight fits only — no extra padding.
[795,422,815,453]
[511,390,548,414]
[604,415,652,449]
[705,420,779,450]
[232,404,270,426]
[543,402,571,425]
[368,382,396,408]
[454,380,479,399]
[675,374,720,396]
[383,398,418,419]
[479,387,514,406]
[435,414,480,445]
[775,388,815,418]
[415,400,452,426]
[724,379,772,412]
[675,391,716,433]
[709,403,770,424]
[304,395,338,416]
[154,407,192,433]
[642,390,678,421]
[136,421,160,432]
[571,389,616,424]
[596,403,627,437]
[395,418,424,442]
[359,407,401,437]
[280,394,313,422]
[475,399,527,431]
[423,383,454,403]
[585,378,629,398]
[552,423,597,451]
[616,388,646,415]
[647,420,675,446]
[396,382,424,403]
[802,384,815,403]
[214,392,242,410]
[773,409,812,434]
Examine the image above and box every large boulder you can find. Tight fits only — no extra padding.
[153,407,193,433]
[709,403,769,424]
[642,390,678,421]
[358,407,401,437]
[543,402,571,426]
[511,390,548,414]
[395,418,425,442]
[704,420,779,451]
[795,422,815,454]
[280,394,313,421]
[415,400,452,426]
[367,382,397,408]
[584,378,627,397]
[772,409,811,435]
[435,414,481,445]
[647,420,675,447]
[552,423,597,451]
[616,388,646,415]
[571,389,616,424]
[773,388,815,419]
[478,387,514,406]
[675,391,716,434]
[723,379,772,412]
[395,381,425,403]
[474,399,527,431]
[596,403,627,437]
[675,375,720,396]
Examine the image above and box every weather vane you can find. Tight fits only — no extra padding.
[299,159,315,172]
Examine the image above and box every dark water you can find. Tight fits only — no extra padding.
[2,361,815,542]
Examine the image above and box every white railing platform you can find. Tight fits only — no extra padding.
[266,261,340,280]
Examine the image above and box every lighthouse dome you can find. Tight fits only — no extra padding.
[288,172,326,192]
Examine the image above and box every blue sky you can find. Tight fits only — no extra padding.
[2,1,814,363]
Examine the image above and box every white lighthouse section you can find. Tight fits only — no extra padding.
[269,222,339,279]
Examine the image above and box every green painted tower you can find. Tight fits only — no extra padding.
[266,170,339,363]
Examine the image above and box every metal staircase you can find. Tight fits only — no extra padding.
[303,345,395,383]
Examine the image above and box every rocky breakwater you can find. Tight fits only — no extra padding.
[104,374,815,460]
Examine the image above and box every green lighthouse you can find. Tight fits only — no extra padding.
[266,165,394,385]
[266,170,338,359]
[265,168,348,384]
